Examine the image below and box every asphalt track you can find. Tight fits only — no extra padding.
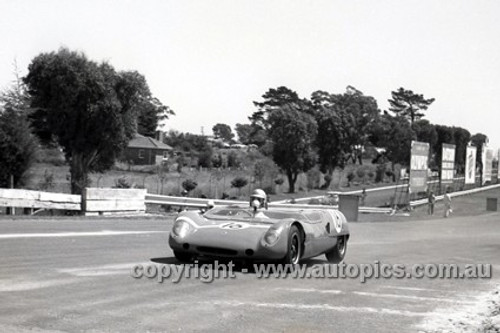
[0,212,499,332]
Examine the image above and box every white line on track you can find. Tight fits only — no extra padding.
[274,287,343,294]
[0,230,166,239]
[0,278,79,292]
[157,300,430,317]
[353,291,473,303]
[58,263,146,277]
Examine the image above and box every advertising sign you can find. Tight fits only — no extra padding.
[465,146,477,184]
[410,141,429,192]
[441,143,455,184]
[483,148,493,183]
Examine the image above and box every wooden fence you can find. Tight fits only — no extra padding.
[82,188,147,216]
[0,189,81,211]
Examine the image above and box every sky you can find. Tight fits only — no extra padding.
[1,0,500,151]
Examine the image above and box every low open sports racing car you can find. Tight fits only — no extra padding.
[168,203,350,265]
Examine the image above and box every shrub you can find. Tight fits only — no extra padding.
[375,164,386,183]
[306,168,321,190]
[356,168,366,181]
[227,151,240,168]
[231,177,248,196]
[182,179,198,193]
[113,177,131,188]
[263,185,275,195]
[346,171,355,186]
[38,169,55,191]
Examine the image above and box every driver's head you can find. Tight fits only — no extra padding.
[250,189,267,209]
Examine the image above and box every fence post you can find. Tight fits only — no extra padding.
[7,175,15,215]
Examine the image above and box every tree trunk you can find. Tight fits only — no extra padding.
[70,152,90,195]
[322,168,334,189]
[286,170,296,193]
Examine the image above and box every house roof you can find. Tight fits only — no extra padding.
[128,133,172,150]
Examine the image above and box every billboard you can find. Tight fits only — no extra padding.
[410,141,429,192]
[441,143,455,184]
[465,146,477,184]
[483,148,493,183]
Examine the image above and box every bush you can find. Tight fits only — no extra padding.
[375,164,386,183]
[113,176,131,188]
[263,185,275,195]
[231,177,248,195]
[182,179,198,193]
[38,169,55,191]
[36,148,65,166]
[356,168,366,181]
[346,171,355,186]
[306,168,321,190]
[227,151,240,168]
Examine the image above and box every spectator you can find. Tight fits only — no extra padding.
[444,189,453,218]
[427,191,436,215]
[360,188,367,206]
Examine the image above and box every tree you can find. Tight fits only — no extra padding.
[412,119,438,166]
[0,108,38,188]
[24,48,154,194]
[248,86,308,148]
[370,113,415,167]
[453,127,471,173]
[471,133,488,173]
[231,177,248,196]
[0,59,30,112]
[315,106,347,188]
[388,87,435,124]
[235,123,253,145]
[267,105,317,193]
[137,97,174,137]
[251,86,302,127]
[212,123,234,142]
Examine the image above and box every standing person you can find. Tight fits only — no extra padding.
[360,188,367,206]
[444,189,453,218]
[428,191,436,215]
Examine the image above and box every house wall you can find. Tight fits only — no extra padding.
[123,148,170,165]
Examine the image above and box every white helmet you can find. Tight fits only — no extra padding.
[250,189,267,209]
[251,189,266,200]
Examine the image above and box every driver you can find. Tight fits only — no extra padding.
[250,189,268,217]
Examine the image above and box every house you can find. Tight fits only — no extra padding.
[123,133,173,165]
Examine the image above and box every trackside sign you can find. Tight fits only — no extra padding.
[441,143,456,184]
[410,141,429,193]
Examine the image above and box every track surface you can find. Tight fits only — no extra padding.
[0,213,499,332]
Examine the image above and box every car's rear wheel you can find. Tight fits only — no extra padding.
[282,225,302,265]
[325,235,347,264]
[174,250,192,263]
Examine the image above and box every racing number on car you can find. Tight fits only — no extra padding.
[220,222,249,230]
[327,211,343,233]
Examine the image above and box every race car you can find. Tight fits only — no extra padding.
[168,190,350,265]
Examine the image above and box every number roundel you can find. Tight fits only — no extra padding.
[328,211,343,233]
[219,222,249,230]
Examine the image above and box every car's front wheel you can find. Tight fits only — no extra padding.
[282,225,302,265]
[325,235,347,264]
[174,250,192,263]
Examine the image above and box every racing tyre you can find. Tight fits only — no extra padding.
[325,235,347,264]
[174,250,192,263]
[282,225,302,265]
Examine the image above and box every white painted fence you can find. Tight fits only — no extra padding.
[0,189,81,211]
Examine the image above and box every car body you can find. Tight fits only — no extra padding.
[168,205,350,264]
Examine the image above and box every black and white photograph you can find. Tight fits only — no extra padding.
[1,1,499,332]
